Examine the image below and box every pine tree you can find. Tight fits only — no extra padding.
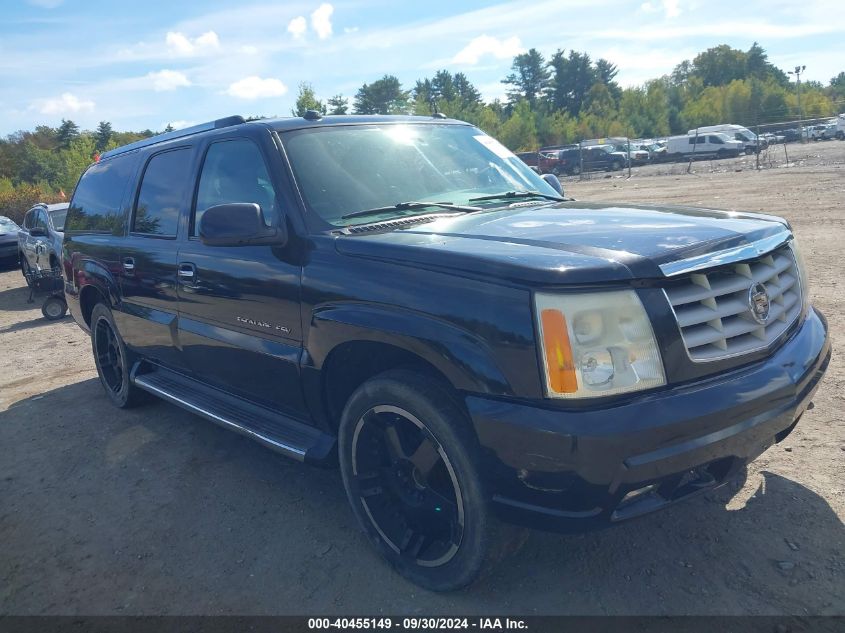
[56,119,79,149]
[94,121,113,152]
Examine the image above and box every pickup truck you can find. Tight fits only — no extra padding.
[63,114,830,591]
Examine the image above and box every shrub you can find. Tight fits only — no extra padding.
[0,184,64,224]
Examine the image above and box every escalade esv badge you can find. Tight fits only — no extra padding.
[748,282,771,324]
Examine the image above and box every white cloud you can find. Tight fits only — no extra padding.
[226,76,288,100]
[343,26,359,34]
[241,45,259,55]
[640,2,657,12]
[287,16,307,38]
[311,3,334,40]
[452,34,523,65]
[165,30,220,56]
[33,92,95,115]
[147,69,191,92]
[662,0,681,18]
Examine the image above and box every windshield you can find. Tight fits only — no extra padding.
[282,123,557,227]
[49,209,67,231]
[0,217,18,230]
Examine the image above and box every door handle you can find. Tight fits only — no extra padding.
[178,263,196,280]
[123,257,135,272]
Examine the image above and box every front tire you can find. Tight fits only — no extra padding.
[20,256,33,287]
[90,303,149,408]
[338,369,520,591]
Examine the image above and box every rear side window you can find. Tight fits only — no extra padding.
[67,154,137,234]
[132,148,192,237]
[193,139,277,236]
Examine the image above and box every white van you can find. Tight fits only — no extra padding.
[834,114,845,141]
[687,124,764,154]
[666,133,744,160]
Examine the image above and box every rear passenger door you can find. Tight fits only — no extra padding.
[176,135,307,417]
[118,146,195,371]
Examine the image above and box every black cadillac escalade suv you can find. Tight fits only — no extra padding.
[63,114,830,591]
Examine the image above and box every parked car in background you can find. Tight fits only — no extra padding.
[0,215,21,266]
[666,133,743,160]
[834,115,845,140]
[538,147,581,175]
[516,151,539,169]
[688,124,766,154]
[803,124,829,141]
[612,142,649,165]
[18,202,68,280]
[780,128,802,143]
[581,145,627,171]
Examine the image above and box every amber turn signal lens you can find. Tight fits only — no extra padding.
[540,309,577,393]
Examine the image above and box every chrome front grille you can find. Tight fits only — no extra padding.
[665,244,802,361]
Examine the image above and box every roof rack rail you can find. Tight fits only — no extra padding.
[100,115,246,160]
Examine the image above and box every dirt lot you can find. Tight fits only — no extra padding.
[1,141,843,616]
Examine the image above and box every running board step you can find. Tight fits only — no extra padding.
[132,365,334,463]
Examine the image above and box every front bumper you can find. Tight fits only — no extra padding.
[468,308,830,532]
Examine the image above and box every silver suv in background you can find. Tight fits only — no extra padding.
[18,202,68,279]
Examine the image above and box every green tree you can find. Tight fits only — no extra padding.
[94,121,113,152]
[327,94,349,115]
[292,82,326,116]
[548,50,596,116]
[353,75,410,114]
[56,119,79,149]
[498,100,537,151]
[502,48,550,107]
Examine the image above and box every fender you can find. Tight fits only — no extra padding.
[66,252,121,330]
[304,302,513,396]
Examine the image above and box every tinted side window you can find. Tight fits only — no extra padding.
[133,148,192,236]
[710,136,722,144]
[35,210,48,230]
[67,154,137,234]
[193,139,277,236]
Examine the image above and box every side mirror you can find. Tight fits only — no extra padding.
[199,203,287,247]
[542,173,563,196]
[30,227,47,237]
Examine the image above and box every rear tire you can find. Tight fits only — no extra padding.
[338,369,523,591]
[90,303,149,408]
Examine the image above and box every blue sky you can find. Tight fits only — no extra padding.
[1,0,842,134]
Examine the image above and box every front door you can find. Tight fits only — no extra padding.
[118,146,194,372]
[22,207,49,270]
[176,136,307,418]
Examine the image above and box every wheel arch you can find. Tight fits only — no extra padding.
[304,304,512,432]
[75,260,120,328]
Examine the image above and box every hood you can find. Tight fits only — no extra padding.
[335,201,789,285]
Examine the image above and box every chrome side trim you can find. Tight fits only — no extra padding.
[133,375,307,460]
[659,229,793,277]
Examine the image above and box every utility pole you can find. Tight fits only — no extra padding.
[788,65,806,143]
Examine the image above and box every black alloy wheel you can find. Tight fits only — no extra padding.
[339,369,524,591]
[350,404,464,568]
[90,303,148,408]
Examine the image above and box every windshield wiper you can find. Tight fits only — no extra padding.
[341,201,481,220]
[468,190,565,203]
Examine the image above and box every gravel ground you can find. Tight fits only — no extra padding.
[0,141,842,616]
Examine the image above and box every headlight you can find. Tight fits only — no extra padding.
[789,238,810,308]
[535,290,666,399]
